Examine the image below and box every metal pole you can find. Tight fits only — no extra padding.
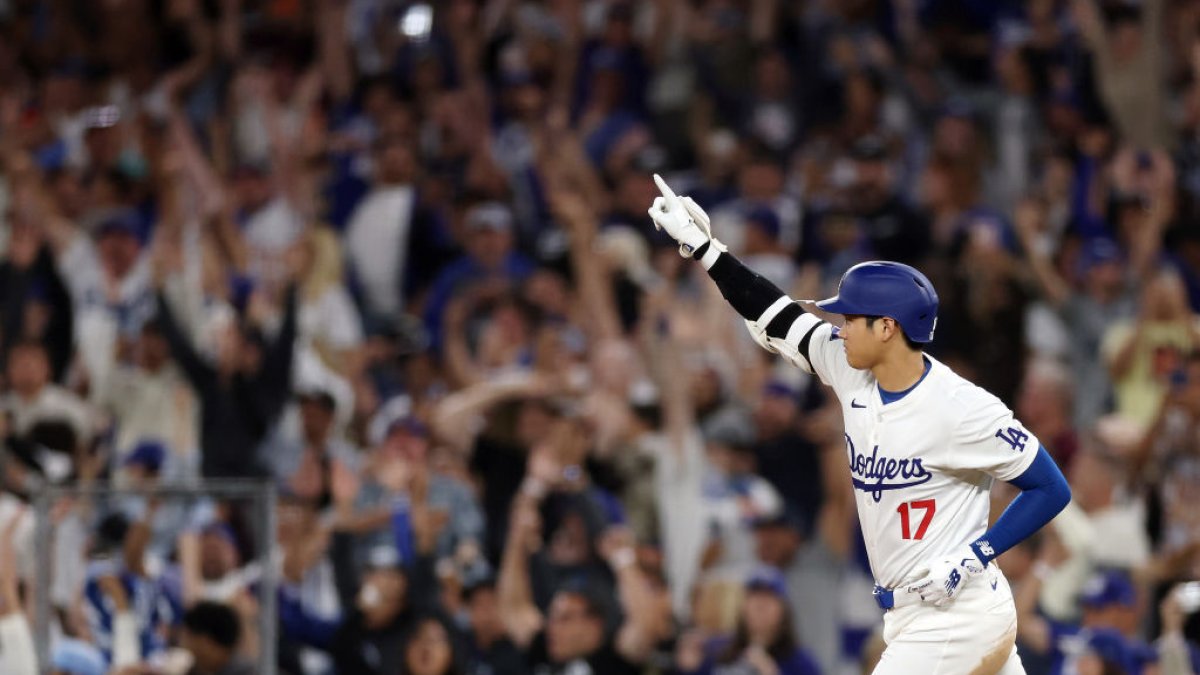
[33,489,52,675]
[258,482,278,675]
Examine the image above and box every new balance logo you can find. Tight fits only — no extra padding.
[851,399,866,409]
[946,570,961,593]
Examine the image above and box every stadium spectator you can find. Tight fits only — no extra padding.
[154,278,298,479]
[180,601,255,675]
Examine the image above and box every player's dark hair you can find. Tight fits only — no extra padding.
[716,593,799,664]
[865,316,921,351]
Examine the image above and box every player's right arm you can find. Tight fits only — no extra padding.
[646,175,848,388]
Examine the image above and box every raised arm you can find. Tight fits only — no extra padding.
[166,99,248,264]
[496,489,545,649]
[1157,584,1200,675]
[154,287,217,393]
[158,1,215,98]
[1127,392,1175,482]
[0,512,35,675]
[315,0,355,104]
[638,289,693,453]
[600,527,660,665]
[1013,197,1071,308]
[430,372,551,453]
[260,283,299,389]
[553,188,622,341]
[646,176,826,373]
[1071,0,1109,56]
[1129,152,1173,282]
[1013,550,1053,654]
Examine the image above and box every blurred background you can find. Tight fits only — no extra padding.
[0,0,1199,673]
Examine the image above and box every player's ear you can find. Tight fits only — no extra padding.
[880,317,897,341]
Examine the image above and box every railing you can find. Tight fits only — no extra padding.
[32,480,278,675]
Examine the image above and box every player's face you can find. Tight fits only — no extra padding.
[839,315,886,369]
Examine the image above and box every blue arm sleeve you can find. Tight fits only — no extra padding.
[391,496,416,567]
[279,587,341,650]
[969,445,1071,565]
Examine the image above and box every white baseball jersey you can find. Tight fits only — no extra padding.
[747,299,1041,589]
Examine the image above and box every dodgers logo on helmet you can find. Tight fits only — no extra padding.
[815,261,940,343]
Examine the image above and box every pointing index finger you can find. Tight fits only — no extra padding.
[653,173,683,213]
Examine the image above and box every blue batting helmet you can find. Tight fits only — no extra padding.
[816,261,939,343]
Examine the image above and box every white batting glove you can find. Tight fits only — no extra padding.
[647,174,725,258]
[908,545,987,608]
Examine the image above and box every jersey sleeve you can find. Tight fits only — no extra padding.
[744,301,864,395]
[944,385,1041,481]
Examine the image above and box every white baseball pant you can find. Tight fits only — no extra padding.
[872,567,1025,675]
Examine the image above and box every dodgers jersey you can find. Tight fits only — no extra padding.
[748,301,1040,589]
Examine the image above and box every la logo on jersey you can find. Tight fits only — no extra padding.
[846,434,933,502]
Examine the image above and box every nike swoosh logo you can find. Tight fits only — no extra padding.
[991,579,998,591]
[851,399,866,408]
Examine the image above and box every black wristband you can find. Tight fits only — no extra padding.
[705,250,789,321]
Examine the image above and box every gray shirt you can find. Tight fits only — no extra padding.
[1062,290,1136,429]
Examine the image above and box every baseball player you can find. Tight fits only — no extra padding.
[647,175,1072,674]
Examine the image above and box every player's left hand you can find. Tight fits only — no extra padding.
[908,545,987,608]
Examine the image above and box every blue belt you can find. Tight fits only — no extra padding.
[873,585,895,610]
[873,584,921,610]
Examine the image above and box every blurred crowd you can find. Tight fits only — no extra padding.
[1,0,1200,673]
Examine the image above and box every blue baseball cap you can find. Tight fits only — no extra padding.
[745,206,782,240]
[202,522,239,548]
[366,544,404,570]
[90,207,142,240]
[762,379,798,400]
[500,69,536,88]
[849,134,889,161]
[1077,237,1124,275]
[1080,570,1136,608]
[751,508,807,535]
[386,413,429,439]
[939,96,978,122]
[465,202,513,232]
[745,565,788,598]
[123,440,166,474]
